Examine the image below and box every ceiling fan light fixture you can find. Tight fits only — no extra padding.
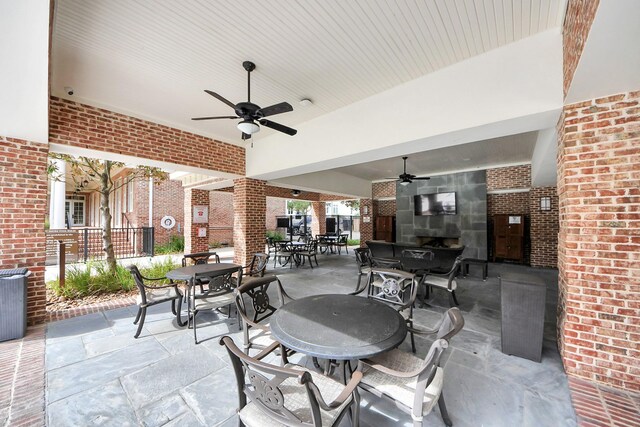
[237,119,260,135]
[400,180,411,186]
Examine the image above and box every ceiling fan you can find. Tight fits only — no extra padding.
[192,61,297,140]
[388,156,430,185]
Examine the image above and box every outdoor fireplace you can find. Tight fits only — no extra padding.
[416,236,461,248]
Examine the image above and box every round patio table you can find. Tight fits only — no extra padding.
[270,294,407,360]
[166,263,241,282]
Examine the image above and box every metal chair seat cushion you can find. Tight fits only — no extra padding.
[136,286,180,306]
[238,364,353,427]
[192,290,235,311]
[360,352,444,415]
[422,275,458,291]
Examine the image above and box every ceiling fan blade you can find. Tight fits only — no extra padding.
[413,177,431,180]
[191,116,238,121]
[241,132,251,140]
[259,119,297,136]
[204,90,237,110]
[260,102,293,117]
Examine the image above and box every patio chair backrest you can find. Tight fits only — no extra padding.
[400,249,434,272]
[182,251,220,267]
[126,265,148,301]
[354,248,372,272]
[220,336,323,427]
[437,307,465,341]
[247,252,270,277]
[366,268,418,311]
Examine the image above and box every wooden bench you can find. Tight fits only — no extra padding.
[461,258,488,281]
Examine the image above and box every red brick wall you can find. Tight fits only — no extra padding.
[372,181,396,199]
[486,164,531,189]
[557,90,640,391]
[360,199,374,247]
[49,97,245,175]
[266,197,284,231]
[563,0,600,96]
[530,187,559,268]
[233,178,266,266]
[184,189,209,254]
[376,200,396,216]
[209,191,233,246]
[311,202,326,236]
[0,137,49,324]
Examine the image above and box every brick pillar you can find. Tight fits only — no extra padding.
[557,90,640,391]
[311,202,326,236]
[529,187,559,268]
[184,189,209,254]
[233,178,266,266]
[360,198,374,247]
[0,137,48,325]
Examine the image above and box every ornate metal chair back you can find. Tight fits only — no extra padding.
[220,336,321,426]
[367,268,418,310]
[400,248,434,273]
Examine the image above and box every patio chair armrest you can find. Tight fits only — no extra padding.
[314,371,363,410]
[254,341,280,360]
[143,280,178,290]
[359,358,425,378]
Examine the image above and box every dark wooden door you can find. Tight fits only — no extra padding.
[375,216,395,242]
[493,214,524,262]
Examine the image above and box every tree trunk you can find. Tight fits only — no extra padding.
[100,167,117,273]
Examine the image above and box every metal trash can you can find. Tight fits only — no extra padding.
[0,268,30,342]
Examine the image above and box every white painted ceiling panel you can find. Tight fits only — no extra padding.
[52,0,567,145]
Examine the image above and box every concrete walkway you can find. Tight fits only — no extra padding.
[41,252,579,426]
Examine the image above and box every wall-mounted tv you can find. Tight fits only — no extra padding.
[414,192,457,216]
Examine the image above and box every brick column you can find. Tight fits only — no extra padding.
[184,189,209,254]
[557,90,640,391]
[0,137,48,325]
[311,202,326,236]
[529,187,559,268]
[233,178,266,266]
[360,198,374,247]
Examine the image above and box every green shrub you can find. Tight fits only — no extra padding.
[347,239,360,246]
[155,234,184,254]
[47,258,180,299]
[266,230,285,241]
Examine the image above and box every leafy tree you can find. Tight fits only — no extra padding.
[341,199,360,212]
[287,200,311,214]
[49,153,166,273]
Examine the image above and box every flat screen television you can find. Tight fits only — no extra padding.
[414,192,457,216]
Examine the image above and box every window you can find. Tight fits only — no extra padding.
[65,195,86,226]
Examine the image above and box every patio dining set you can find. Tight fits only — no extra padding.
[126,245,466,426]
[267,232,350,269]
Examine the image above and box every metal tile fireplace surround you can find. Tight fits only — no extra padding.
[396,170,488,260]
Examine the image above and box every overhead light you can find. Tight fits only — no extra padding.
[299,98,312,107]
[291,189,301,197]
[237,119,260,134]
[400,180,410,186]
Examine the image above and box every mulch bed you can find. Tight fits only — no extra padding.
[46,287,138,313]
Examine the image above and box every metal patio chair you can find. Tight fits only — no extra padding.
[127,265,183,338]
[220,336,362,426]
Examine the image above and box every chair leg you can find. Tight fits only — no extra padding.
[438,392,453,427]
[134,307,146,338]
[449,290,459,307]
[193,311,199,344]
[176,296,186,327]
[133,306,142,325]
[410,326,416,353]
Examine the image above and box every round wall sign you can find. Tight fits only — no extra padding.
[160,215,176,229]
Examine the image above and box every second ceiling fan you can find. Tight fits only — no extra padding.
[390,156,430,185]
[192,61,297,140]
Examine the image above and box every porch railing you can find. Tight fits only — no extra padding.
[45,227,154,265]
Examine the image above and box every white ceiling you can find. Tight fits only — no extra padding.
[51,0,568,193]
[333,131,538,181]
